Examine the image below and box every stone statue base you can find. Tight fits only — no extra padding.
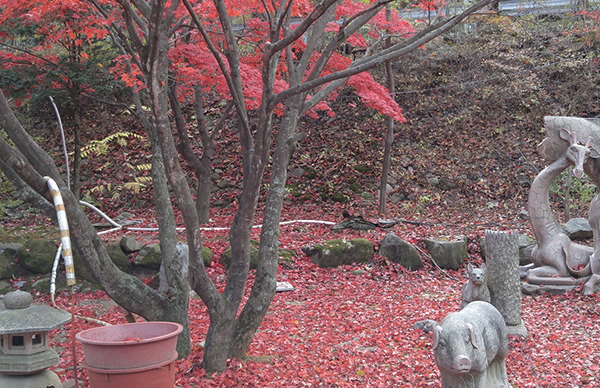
[506,322,528,338]
[521,282,583,295]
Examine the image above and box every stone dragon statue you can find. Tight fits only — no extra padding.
[524,117,600,288]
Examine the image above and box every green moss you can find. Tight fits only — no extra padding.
[330,192,348,203]
[221,240,296,269]
[305,167,318,179]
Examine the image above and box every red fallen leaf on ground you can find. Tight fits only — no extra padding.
[123,337,141,342]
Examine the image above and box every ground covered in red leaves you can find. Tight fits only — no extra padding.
[38,211,600,388]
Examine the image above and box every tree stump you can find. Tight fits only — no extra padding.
[485,229,528,337]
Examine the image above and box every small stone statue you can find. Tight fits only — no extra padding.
[414,301,510,388]
[461,263,490,309]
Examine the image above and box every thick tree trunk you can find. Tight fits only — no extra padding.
[229,102,300,359]
[195,174,211,223]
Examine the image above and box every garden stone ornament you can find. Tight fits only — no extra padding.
[414,301,510,388]
[460,263,490,309]
[523,117,600,291]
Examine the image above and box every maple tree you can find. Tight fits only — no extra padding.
[0,0,121,199]
[0,0,493,374]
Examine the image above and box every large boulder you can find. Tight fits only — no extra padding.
[134,243,163,270]
[221,241,258,269]
[0,243,21,279]
[136,242,213,270]
[72,251,96,283]
[120,236,143,254]
[159,242,190,293]
[378,233,422,271]
[303,238,374,268]
[220,240,294,270]
[424,236,468,270]
[562,217,592,240]
[17,239,57,274]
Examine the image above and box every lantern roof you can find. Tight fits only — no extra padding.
[0,291,70,334]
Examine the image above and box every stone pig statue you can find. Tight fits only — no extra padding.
[414,301,510,388]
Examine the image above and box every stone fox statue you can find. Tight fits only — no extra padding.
[461,263,490,309]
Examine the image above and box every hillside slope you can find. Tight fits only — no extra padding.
[1,13,599,242]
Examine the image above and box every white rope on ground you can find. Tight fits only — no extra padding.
[77,202,337,233]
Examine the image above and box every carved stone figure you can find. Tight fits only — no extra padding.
[460,263,490,309]
[525,125,595,285]
[584,194,600,295]
[485,230,528,337]
[414,301,510,388]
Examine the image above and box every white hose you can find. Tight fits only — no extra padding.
[44,177,76,287]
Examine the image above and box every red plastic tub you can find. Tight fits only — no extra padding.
[76,321,182,388]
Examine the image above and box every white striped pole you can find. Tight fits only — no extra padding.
[44,177,76,287]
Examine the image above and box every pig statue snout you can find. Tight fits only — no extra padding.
[453,355,471,372]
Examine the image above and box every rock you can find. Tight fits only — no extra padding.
[390,192,405,203]
[0,280,12,295]
[120,236,143,253]
[0,243,22,261]
[220,241,292,269]
[424,236,468,270]
[427,176,440,186]
[378,233,423,271]
[115,212,136,225]
[562,217,592,240]
[72,251,96,284]
[106,242,130,270]
[279,249,296,263]
[481,234,536,266]
[517,235,536,266]
[303,238,374,268]
[31,277,60,294]
[200,246,214,267]
[134,243,162,269]
[288,167,305,178]
[17,239,57,274]
[217,179,230,189]
[221,241,259,270]
[159,242,189,294]
[0,243,21,280]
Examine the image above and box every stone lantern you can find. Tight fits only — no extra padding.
[0,290,71,388]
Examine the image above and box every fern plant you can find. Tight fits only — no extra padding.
[79,131,145,158]
[83,162,152,201]
[80,132,152,203]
